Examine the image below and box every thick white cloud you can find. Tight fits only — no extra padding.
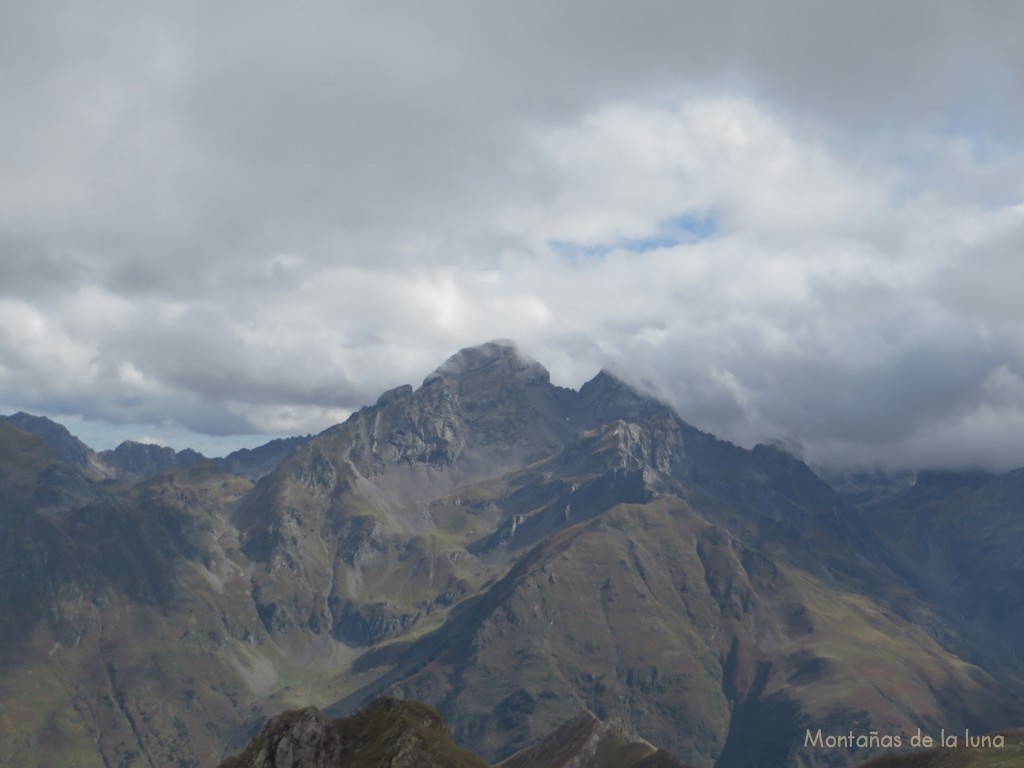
[1,2,1023,468]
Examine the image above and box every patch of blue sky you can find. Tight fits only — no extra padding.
[549,210,717,260]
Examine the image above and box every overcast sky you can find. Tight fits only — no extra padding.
[2,2,1023,470]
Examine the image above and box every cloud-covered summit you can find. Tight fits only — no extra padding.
[424,340,550,388]
[2,2,1023,470]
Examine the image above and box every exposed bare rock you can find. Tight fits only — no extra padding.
[218,697,488,768]
[497,709,692,768]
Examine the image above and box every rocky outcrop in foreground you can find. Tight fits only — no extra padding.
[219,694,1024,768]
[219,698,691,768]
[496,708,690,768]
[218,697,488,768]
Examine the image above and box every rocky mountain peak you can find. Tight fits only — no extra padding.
[219,706,340,768]
[578,369,677,429]
[324,340,564,475]
[423,340,550,388]
[218,698,488,768]
[99,440,207,481]
[0,411,96,471]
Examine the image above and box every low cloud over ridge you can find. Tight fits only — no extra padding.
[2,1,1024,470]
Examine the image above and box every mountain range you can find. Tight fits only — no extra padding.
[1,340,1022,767]
[0,411,311,482]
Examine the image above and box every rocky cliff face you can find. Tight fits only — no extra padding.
[98,439,208,481]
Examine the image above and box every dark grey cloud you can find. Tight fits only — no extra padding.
[1,1,1023,467]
